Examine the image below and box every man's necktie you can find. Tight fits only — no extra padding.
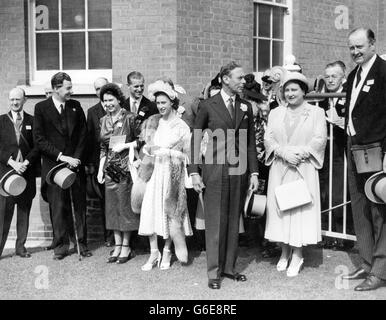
[355,66,362,88]
[227,97,234,120]
[15,111,22,144]
[133,101,137,114]
[60,104,69,136]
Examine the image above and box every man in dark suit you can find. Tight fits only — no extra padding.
[85,77,113,246]
[189,61,259,289]
[122,71,158,128]
[318,61,353,247]
[34,72,91,260]
[0,88,40,258]
[342,28,386,291]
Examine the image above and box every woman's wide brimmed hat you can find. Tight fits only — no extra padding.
[282,72,309,90]
[364,171,386,204]
[0,169,27,197]
[46,163,76,189]
[243,190,266,218]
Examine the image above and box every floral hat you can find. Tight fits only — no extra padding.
[148,80,177,101]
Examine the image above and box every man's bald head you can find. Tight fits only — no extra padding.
[9,87,26,112]
[94,77,109,98]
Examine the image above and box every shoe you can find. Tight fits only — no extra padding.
[80,250,92,258]
[276,257,290,272]
[160,248,172,270]
[107,244,122,263]
[221,273,247,282]
[342,268,368,280]
[16,251,32,258]
[117,245,135,264]
[208,279,221,289]
[141,250,161,271]
[355,275,386,291]
[53,253,68,260]
[287,258,304,277]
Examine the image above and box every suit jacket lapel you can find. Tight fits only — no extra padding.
[235,97,247,130]
[354,56,379,109]
[212,94,234,128]
[97,102,106,119]
[46,98,64,135]
[6,112,18,145]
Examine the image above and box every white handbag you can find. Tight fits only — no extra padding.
[274,167,312,212]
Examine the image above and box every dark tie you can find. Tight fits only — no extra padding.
[355,66,362,88]
[15,111,22,143]
[227,97,234,120]
[60,104,69,136]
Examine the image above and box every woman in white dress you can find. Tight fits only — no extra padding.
[264,72,327,277]
[138,80,193,271]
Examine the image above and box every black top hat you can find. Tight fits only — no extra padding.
[0,169,27,197]
[46,162,76,189]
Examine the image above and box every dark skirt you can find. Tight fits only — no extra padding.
[105,175,139,232]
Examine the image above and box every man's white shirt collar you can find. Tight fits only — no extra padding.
[52,96,65,114]
[220,89,235,106]
[10,110,23,123]
[359,53,377,75]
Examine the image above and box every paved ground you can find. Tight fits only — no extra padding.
[0,239,385,300]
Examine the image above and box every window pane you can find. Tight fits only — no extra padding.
[89,32,112,69]
[258,5,271,38]
[253,39,257,72]
[273,7,284,39]
[253,4,257,37]
[258,39,270,72]
[36,33,59,70]
[62,0,85,29]
[273,41,283,66]
[88,0,112,29]
[62,32,85,69]
[35,0,58,30]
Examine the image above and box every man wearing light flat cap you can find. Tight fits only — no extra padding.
[343,27,386,291]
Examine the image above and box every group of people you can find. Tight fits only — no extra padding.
[0,27,385,293]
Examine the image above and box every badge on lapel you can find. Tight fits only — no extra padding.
[139,111,145,117]
[240,103,248,119]
[363,85,370,93]
[366,79,374,85]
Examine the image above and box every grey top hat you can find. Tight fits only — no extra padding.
[46,162,77,189]
[365,171,386,204]
[0,169,27,197]
[243,190,267,218]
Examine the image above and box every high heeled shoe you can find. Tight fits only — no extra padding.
[286,258,304,277]
[276,257,290,272]
[107,244,122,263]
[117,245,136,264]
[160,248,172,270]
[141,250,161,271]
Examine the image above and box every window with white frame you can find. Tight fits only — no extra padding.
[253,0,292,72]
[29,0,112,85]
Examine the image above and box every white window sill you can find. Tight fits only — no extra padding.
[19,84,96,96]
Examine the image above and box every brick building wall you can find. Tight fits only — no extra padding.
[0,0,26,112]
[112,0,178,94]
[176,0,253,97]
[293,0,386,79]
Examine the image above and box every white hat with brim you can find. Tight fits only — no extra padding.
[46,163,76,189]
[282,72,309,90]
[365,171,386,204]
[0,169,27,197]
[243,190,267,218]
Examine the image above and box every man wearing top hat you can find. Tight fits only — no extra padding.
[342,27,386,291]
[0,88,40,258]
[34,72,91,260]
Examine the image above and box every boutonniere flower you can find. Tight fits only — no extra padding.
[177,106,185,117]
[302,108,310,118]
[240,104,248,112]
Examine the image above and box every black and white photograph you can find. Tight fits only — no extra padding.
[1,0,386,305]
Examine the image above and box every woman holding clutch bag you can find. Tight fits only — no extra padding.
[138,80,193,271]
[97,83,139,264]
[264,72,327,277]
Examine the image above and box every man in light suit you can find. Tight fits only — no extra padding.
[342,28,386,291]
[0,88,40,258]
[34,72,91,260]
[189,61,259,289]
